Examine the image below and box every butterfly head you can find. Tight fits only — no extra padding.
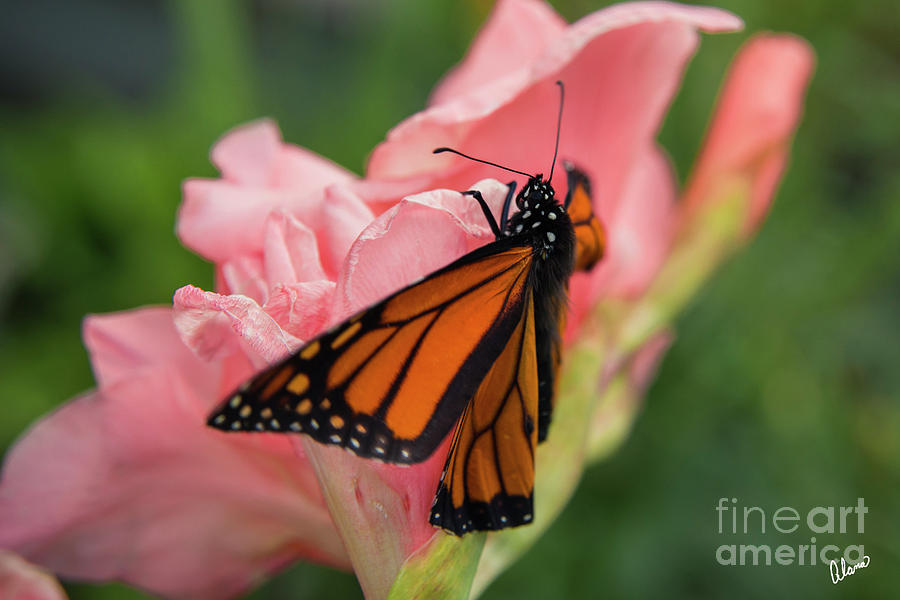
[516,175,555,210]
[504,176,573,268]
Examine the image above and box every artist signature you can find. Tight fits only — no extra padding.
[830,555,870,584]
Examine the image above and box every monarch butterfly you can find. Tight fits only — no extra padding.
[207,82,605,535]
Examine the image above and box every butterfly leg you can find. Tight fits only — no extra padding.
[463,190,501,238]
[498,181,517,234]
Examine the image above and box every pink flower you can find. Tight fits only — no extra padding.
[0,551,67,600]
[0,1,813,599]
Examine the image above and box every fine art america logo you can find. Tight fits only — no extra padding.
[715,498,871,584]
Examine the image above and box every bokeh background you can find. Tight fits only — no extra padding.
[1,0,897,598]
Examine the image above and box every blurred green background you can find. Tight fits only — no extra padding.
[1,0,897,598]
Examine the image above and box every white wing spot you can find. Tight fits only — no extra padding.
[532,221,541,228]
[516,224,524,233]
[255,423,265,431]
[329,434,341,443]
[229,396,241,408]
[400,449,410,459]
[547,231,556,242]
[270,419,280,429]
[230,421,241,430]
[213,414,226,425]
[290,422,302,431]
[522,210,531,219]
[548,211,557,220]
[350,438,360,448]
[310,419,319,430]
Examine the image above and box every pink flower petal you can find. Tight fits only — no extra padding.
[82,307,196,388]
[316,184,378,280]
[332,181,507,321]
[217,256,269,301]
[429,0,566,106]
[178,180,375,277]
[0,359,347,600]
[211,118,355,190]
[270,145,356,190]
[177,180,289,264]
[366,1,741,206]
[0,551,67,600]
[263,211,328,285]
[263,281,336,342]
[684,34,815,233]
[178,121,357,266]
[566,146,676,337]
[210,119,283,186]
[173,285,300,367]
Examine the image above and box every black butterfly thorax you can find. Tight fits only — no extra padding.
[502,176,576,280]
[502,175,575,441]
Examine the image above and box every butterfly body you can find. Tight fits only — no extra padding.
[208,162,603,536]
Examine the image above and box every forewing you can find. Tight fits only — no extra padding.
[208,242,535,465]
[429,291,539,535]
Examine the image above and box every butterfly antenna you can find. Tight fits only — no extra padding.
[548,80,564,183]
[433,147,534,178]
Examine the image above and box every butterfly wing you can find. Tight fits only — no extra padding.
[430,289,538,534]
[208,241,535,465]
[564,162,605,272]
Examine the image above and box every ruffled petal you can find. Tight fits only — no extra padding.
[263,281,336,342]
[173,285,300,367]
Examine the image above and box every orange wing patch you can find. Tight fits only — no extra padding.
[430,292,538,534]
[208,243,535,465]
[564,163,605,272]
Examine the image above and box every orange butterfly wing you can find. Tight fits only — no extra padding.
[564,162,605,272]
[208,243,535,464]
[430,292,538,533]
